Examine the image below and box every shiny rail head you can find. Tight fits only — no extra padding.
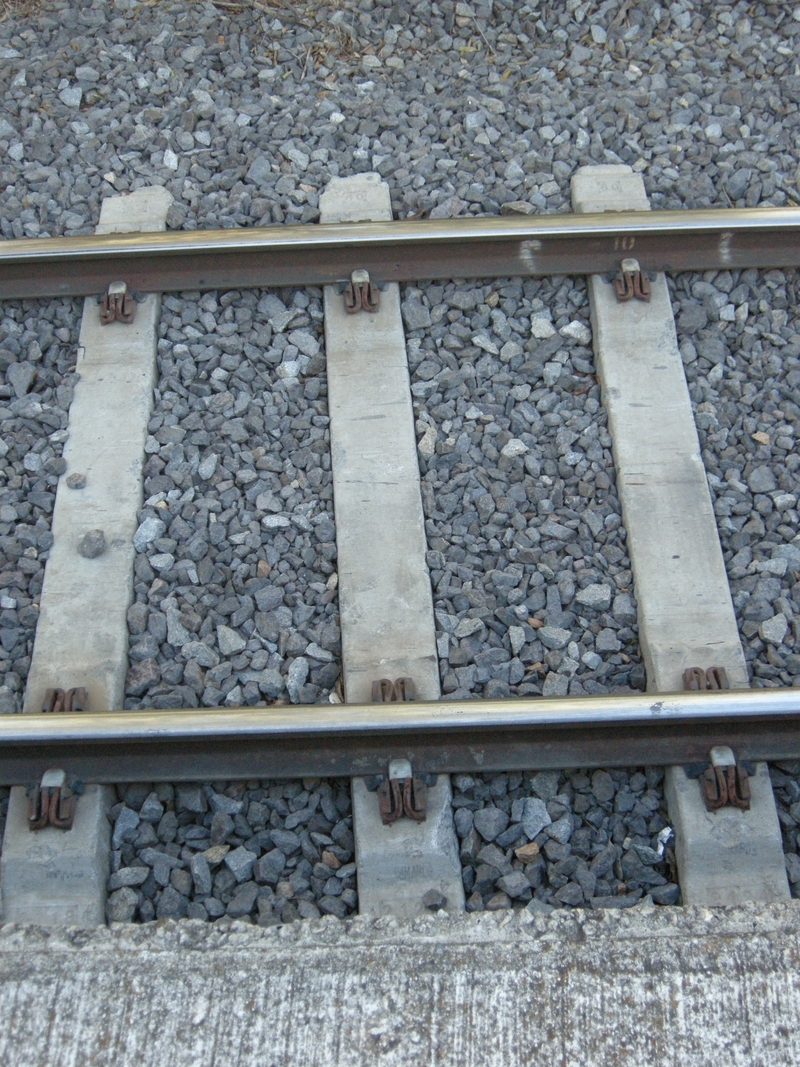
[1,206,800,261]
[0,686,798,742]
[2,206,800,301]
[0,689,798,784]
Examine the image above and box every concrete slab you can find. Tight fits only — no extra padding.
[0,785,111,926]
[572,165,789,906]
[1,903,800,1065]
[666,762,789,905]
[23,310,161,712]
[320,173,439,702]
[1,187,172,926]
[571,165,747,691]
[352,775,465,918]
[320,173,462,919]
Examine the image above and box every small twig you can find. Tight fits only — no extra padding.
[300,44,312,80]
[471,18,495,59]
[609,0,633,30]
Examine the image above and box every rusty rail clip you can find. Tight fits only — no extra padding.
[614,258,651,303]
[27,768,81,831]
[42,687,87,713]
[371,676,417,702]
[700,745,750,811]
[682,666,729,691]
[100,280,135,325]
[344,269,380,314]
[377,758,427,824]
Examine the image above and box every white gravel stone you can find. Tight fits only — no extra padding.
[58,85,82,108]
[216,625,246,656]
[538,626,572,650]
[760,615,789,646]
[287,656,309,703]
[574,584,612,610]
[560,321,592,345]
[417,425,437,459]
[262,515,291,530]
[530,316,556,339]
[508,626,525,655]
[133,517,165,552]
[521,797,551,839]
[197,453,218,480]
[500,438,528,457]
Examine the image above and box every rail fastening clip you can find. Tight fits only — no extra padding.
[100,280,135,325]
[343,269,380,314]
[42,686,87,713]
[27,768,84,831]
[377,758,427,825]
[614,258,651,303]
[701,745,751,812]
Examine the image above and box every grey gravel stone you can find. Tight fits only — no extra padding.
[7,362,35,399]
[227,880,259,917]
[555,882,584,907]
[650,883,681,905]
[58,85,82,108]
[747,466,777,494]
[574,584,612,611]
[538,627,572,651]
[401,298,432,331]
[111,806,140,849]
[225,846,257,883]
[786,852,800,884]
[255,849,286,885]
[216,625,246,657]
[121,282,340,713]
[591,770,616,804]
[106,887,138,923]
[287,656,309,703]
[547,815,573,844]
[318,895,348,919]
[760,614,788,646]
[156,885,188,920]
[421,888,447,910]
[133,517,166,552]
[497,871,530,899]
[473,806,509,843]
[139,793,164,824]
[176,785,206,814]
[190,853,212,897]
[768,766,800,899]
[453,768,672,911]
[208,792,243,816]
[520,797,551,840]
[110,777,356,925]
[531,771,561,801]
[108,866,149,891]
[77,529,106,559]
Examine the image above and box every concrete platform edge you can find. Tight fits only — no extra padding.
[0,902,799,1066]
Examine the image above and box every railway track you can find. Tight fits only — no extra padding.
[0,165,799,928]
[0,166,797,917]
[4,0,800,1056]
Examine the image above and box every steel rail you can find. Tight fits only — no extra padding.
[1,688,798,785]
[1,206,800,299]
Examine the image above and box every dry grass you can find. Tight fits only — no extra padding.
[0,0,297,19]
[140,0,296,14]
[0,0,42,23]
[0,0,353,24]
